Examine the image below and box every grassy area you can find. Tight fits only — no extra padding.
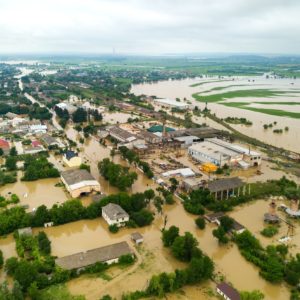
[193,89,297,103]
[199,84,263,93]
[221,102,300,119]
[189,79,231,87]
[38,285,85,300]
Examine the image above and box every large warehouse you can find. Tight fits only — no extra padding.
[61,169,101,198]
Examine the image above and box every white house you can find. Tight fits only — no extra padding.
[102,203,129,227]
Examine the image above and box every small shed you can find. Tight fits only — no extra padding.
[131,232,143,245]
[18,227,32,236]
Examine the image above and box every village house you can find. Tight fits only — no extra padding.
[61,169,101,198]
[55,241,134,272]
[216,282,240,300]
[24,140,45,154]
[63,150,82,168]
[153,98,189,110]
[55,102,77,114]
[102,203,129,227]
[0,138,10,154]
[40,134,61,148]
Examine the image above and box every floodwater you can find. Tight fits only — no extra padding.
[131,77,300,153]
[0,171,68,211]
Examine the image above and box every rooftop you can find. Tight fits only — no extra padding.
[217,282,240,300]
[55,241,133,270]
[61,169,96,186]
[189,141,240,163]
[207,177,244,193]
[102,203,129,221]
[109,126,136,141]
[65,150,78,160]
[131,232,143,241]
[41,134,58,145]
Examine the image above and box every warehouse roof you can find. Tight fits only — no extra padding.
[55,241,133,270]
[61,169,96,185]
[207,177,244,193]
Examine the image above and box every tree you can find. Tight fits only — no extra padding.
[37,232,51,255]
[5,257,19,276]
[13,260,38,291]
[144,189,155,203]
[5,156,17,171]
[72,107,87,123]
[0,250,3,268]
[195,217,205,229]
[9,146,17,156]
[240,290,264,300]
[169,177,179,193]
[162,226,179,247]
[11,281,24,300]
[185,256,214,284]
[131,209,154,227]
[0,148,3,156]
[31,205,50,227]
[219,216,234,232]
[171,232,198,262]
[212,227,229,244]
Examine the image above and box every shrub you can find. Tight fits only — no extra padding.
[109,224,119,233]
[195,217,205,229]
[260,226,278,238]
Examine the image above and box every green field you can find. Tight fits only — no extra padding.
[222,101,300,119]
[192,89,299,103]
[189,79,232,87]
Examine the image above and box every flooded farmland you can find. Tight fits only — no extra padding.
[131,76,300,153]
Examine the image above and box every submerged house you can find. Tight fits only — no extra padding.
[61,169,101,198]
[102,203,129,227]
[55,241,133,272]
[216,282,240,300]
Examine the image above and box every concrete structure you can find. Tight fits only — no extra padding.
[131,232,144,244]
[162,168,195,178]
[188,141,242,167]
[153,98,189,110]
[207,138,262,167]
[29,124,48,134]
[264,201,280,223]
[55,102,77,114]
[55,241,133,272]
[216,282,240,300]
[108,126,136,143]
[174,135,202,148]
[207,177,245,200]
[102,203,129,227]
[61,169,101,198]
[188,138,261,168]
[41,134,61,148]
[63,150,82,168]
[182,177,203,191]
[18,227,33,236]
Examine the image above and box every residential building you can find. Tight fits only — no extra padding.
[55,102,77,114]
[0,138,10,154]
[55,241,133,272]
[63,150,82,168]
[102,203,129,227]
[61,169,101,198]
[41,134,61,148]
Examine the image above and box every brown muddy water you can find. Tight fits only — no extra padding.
[131,77,300,153]
[0,198,290,299]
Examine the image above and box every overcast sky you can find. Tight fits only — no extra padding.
[0,0,299,55]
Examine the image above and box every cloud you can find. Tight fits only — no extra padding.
[0,0,299,54]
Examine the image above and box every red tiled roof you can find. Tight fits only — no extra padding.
[32,140,41,147]
[0,139,9,149]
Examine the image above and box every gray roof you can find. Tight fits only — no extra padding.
[109,126,136,141]
[131,232,143,241]
[102,203,129,220]
[207,177,244,193]
[217,282,240,300]
[61,169,96,185]
[41,134,58,146]
[55,241,133,270]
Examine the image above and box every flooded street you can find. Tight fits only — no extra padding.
[131,77,300,153]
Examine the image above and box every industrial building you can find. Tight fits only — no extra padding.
[61,169,101,198]
[153,98,189,110]
[188,138,261,168]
